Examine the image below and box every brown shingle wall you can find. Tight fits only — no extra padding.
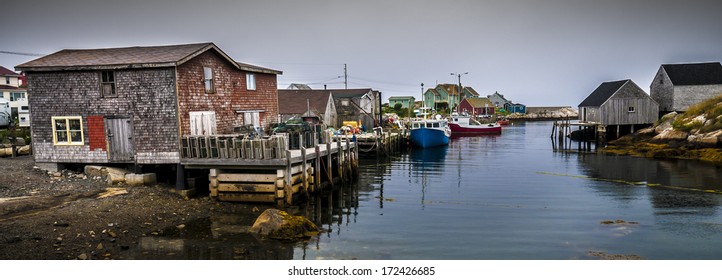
[177,51,278,135]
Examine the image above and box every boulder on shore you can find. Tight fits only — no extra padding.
[249,209,319,240]
[651,129,688,142]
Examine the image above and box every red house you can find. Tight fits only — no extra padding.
[459,97,495,116]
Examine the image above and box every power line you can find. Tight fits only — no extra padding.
[0,50,45,57]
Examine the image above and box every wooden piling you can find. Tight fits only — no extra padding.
[301,147,308,194]
[327,140,333,187]
[337,140,343,181]
[345,137,352,180]
[314,145,321,192]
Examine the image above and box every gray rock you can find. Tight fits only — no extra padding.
[652,129,689,142]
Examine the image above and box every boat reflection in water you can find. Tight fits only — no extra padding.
[409,145,448,163]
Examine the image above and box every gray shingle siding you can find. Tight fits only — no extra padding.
[651,63,722,112]
[27,68,180,165]
[580,80,658,125]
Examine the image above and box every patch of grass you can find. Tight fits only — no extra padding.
[0,127,31,145]
[673,93,722,133]
[655,112,677,126]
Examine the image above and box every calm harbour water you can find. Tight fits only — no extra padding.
[294,121,722,260]
[137,121,722,260]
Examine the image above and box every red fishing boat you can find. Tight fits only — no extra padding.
[448,113,502,135]
[496,118,510,125]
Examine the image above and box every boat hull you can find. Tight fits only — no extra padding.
[449,123,502,135]
[410,128,449,148]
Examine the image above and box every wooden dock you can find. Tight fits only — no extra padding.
[332,128,408,156]
[180,134,358,205]
[551,120,601,152]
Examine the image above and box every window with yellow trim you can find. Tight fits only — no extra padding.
[52,116,84,145]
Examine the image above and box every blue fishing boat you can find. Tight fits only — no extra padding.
[409,114,450,148]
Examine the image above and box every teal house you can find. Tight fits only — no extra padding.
[388,96,416,109]
[423,84,479,112]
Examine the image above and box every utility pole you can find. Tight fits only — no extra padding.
[450,72,468,112]
[344,64,348,89]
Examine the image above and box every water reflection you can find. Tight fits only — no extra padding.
[127,121,722,260]
[577,154,722,211]
[132,214,294,260]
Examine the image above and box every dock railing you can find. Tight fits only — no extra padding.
[181,134,288,160]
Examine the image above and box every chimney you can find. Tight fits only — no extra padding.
[324,84,327,90]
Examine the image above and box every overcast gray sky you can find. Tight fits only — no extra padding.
[3,0,722,106]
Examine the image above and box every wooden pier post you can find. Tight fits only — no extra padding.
[345,137,351,180]
[314,145,321,192]
[354,137,360,176]
[578,124,582,151]
[208,168,217,197]
[301,147,308,195]
[337,139,343,182]
[327,140,333,187]
[285,149,292,205]
[384,132,389,155]
[375,129,381,158]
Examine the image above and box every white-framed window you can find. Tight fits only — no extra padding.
[203,67,214,93]
[246,73,256,90]
[628,106,636,113]
[52,116,84,145]
[239,111,260,127]
[100,71,116,97]
[10,92,25,101]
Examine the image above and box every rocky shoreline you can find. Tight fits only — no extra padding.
[603,110,722,165]
[506,106,579,121]
[0,156,276,260]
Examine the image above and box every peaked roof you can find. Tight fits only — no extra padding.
[464,87,480,97]
[16,43,281,74]
[287,83,312,90]
[487,91,508,101]
[0,66,20,76]
[277,90,332,115]
[661,62,722,85]
[328,88,374,99]
[388,96,415,100]
[579,80,629,107]
[437,84,459,95]
[425,88,441,98]
[462,97,493,108]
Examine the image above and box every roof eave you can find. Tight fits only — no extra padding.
[238,65,283,75]
[16,62,177,72]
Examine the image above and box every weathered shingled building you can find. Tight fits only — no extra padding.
[650,62,722,114]
[16,43,281,171]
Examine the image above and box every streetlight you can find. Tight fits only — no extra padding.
[450,72,468,112]
[417,83,424,119]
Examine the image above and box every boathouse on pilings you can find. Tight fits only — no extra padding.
[578,79,659,141]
